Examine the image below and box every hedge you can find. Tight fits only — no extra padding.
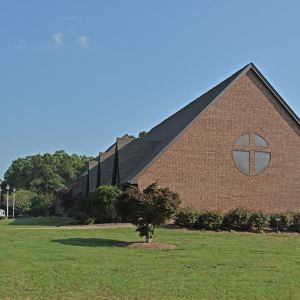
[194,211,223,230]
[174,208,198,228]
[174,208,300,233]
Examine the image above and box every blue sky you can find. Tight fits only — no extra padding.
[0,0,300,178]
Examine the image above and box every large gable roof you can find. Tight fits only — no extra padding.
[123,63,300,184]
[77,63,299,191]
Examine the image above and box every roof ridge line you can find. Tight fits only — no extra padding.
[127,64,249,183]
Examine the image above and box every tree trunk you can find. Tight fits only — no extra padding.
[145,224,154,243]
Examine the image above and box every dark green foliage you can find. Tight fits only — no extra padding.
[138,131,148,138]
[174,208,198,228]
[8,190,54,217]
[195,211,223,230]
[4,150,92,194]
[248,212,270,232]
[30,194,55,217]
[14,189,39,216]
[83,218,95,225]
[87,186,121,223]
[270,213,294,232]
[222,208,251,231]
[117,183,181,242]
[174,208,300,233]
[292,213,300,232]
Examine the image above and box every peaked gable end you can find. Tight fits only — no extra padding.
[136,67,300,212]
[127,64,300,184]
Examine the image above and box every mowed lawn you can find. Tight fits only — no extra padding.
[0,218,300,299]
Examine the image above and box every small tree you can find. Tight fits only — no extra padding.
[87,186,121,223]
[31,193,55,216]
[117,183,181,242]
[14,189,37,216]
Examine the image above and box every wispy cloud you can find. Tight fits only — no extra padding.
[77,35,90,48]
[52,32,64,48]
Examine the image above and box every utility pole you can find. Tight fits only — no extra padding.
[12,188,16,219]
[6,185,9,218]
[0,179,2,203]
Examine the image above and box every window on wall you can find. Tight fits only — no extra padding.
[232,133,271,176]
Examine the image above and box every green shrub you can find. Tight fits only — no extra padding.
[117,183,181,242]
[248,212,270,232]
[30,194,55,217]
[87,186,121,223]
[83,217,95,225]
[174,208,198,228]
[292,213,300,232]
[14,190,39,216]
[223,208,251,231]
[195,211,223,230]
[270,213,294,232]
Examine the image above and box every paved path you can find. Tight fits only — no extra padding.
[59,223,134,229]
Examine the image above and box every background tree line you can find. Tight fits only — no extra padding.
[0,150,92,216]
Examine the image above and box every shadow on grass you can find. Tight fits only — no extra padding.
[52,238,136,248]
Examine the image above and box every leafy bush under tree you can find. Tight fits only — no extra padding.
[292,213,300,232]
[175,208,198,228]
[117,183,181,242]
[14,190,38,216]
[194,211,223,230]
[30,194,55,217]
[270,213,294,232]
[247,212,270,232]
[6,189,55,217]
[222,208,252,231]
[87,186,121,223]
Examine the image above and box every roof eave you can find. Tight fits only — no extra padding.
[128,63,300,184]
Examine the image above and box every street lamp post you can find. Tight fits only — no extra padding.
[13,188,16,219]
[12,188,16,219]
[6,185,9,218]
[0,179,2,203]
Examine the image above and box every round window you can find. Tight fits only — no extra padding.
[232,133,271,176]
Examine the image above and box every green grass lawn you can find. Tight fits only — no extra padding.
[0,218,300,299]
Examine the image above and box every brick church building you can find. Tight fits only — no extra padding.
[57,63,300,214]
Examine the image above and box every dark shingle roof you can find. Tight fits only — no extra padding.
[100,134,135,185]
[123,63,300,183]
[75,63,300,191]
[99,145,116,186]
[122,64,249,183]
[88,161,98,193]
[118,139,161,183]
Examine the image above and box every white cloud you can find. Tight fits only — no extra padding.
[52,32,64,48]
[77,35,90,48]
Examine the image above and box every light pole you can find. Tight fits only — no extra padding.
[6,184,9,218]
[12,188,16,219]
[0,179,2,203]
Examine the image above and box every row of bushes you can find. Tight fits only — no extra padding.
[0,190,55,218]
[175,208,300,232]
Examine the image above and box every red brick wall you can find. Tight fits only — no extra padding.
[138,70,300,213]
